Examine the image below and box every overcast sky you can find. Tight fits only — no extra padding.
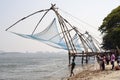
[0,0,120,52]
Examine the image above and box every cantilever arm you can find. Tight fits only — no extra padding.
[31,9,50,35]
[5,9,50,31]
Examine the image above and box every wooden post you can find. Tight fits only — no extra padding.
[86,52,88,64]
[81,51,84,65]
[68,52,71,65]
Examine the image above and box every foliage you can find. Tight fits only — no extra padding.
[99,6,120,50]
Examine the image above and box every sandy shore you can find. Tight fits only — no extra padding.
[67,62,120,80]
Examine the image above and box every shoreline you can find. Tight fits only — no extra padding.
[67,62,120,80]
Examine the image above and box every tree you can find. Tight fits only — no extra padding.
[99,6,120,50]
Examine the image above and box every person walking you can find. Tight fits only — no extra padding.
[111,53,115,70]
[70,59,76,77]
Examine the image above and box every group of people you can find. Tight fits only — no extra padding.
[97,52,120,70]
[69,52,120,77]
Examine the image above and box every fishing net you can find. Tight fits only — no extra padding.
[84,34,99,52]
[11,18,84,51]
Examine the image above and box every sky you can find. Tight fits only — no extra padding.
[0,0,120,52]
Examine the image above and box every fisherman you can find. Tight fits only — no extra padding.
[70,58,76,77]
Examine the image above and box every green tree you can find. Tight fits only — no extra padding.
[99,6,120,50]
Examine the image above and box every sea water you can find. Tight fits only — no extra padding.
[0,52,71,80]
[0,52,95,80]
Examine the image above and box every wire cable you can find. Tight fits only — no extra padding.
[59,8,98,30]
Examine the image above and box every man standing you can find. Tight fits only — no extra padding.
[111,53,115,70]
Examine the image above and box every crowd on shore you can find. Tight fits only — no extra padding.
[97,52,120,71]
[67,51,120,80]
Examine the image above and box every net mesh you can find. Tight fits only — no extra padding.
[11,18,100,52]
[11,18,83,51]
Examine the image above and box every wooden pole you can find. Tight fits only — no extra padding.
[81,51,84,65]
[86,52,88,64]
[68,52,71,65]
[51,4,77,64]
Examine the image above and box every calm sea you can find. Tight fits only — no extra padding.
[0,52,95,80]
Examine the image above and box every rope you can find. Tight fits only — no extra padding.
[59,9,102,42]
[59,8,98,30]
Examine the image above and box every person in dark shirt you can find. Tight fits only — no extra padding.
[70,58,76,77]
